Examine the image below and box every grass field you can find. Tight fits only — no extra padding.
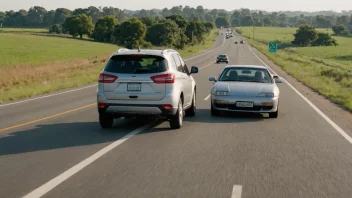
[0,28,218,103]
[238,27,352,111]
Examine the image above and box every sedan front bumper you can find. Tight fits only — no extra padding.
[211,95,279,113]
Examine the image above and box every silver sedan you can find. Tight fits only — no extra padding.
[209,65,283,118]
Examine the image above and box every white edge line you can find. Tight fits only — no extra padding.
[246,42,352,144]
[232,185,242,198]
[0,84,98,108]
[22,121,156,198]
[2,30,225,108]
[204,94,211,100]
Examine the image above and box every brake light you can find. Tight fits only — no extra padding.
[162,104,173,110]
[150,73,175,83]
[98,103,105,108]
[98,73,118,83]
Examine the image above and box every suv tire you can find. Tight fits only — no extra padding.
[185,91,196,117]
[170,99,183,129]
[99,113,114,128]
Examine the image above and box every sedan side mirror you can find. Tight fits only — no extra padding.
[209,77,217,82]
[273,75,283,83]
[190,66,198,74]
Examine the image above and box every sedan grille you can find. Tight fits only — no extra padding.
[215,104,273,111]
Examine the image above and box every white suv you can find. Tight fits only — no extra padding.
[97,48,199,129]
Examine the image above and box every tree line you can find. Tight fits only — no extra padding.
[50,14,214,49]
[1,6,351,29]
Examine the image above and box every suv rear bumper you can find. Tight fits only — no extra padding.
[97,92,178,117]
[98,103,177,116]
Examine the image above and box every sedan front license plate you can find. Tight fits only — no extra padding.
[236,101,254,108]
[127,83,141,91]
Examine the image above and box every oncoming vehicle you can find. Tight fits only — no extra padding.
[97,48,199,129]
[240,40,245,44]
[216,54,229,64]
[209,65,283,118]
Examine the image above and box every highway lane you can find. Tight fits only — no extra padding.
[1,31,352,198]
[0,30,229,198]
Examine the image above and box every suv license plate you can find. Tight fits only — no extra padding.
[127,83,141,91]
[236,102,253,107]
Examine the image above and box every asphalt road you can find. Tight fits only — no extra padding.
[1,30,352,198]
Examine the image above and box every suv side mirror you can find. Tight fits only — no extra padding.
[190,66,198,74]
[273,75,283,83]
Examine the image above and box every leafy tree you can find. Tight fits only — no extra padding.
[336,15,350,26]
[203,21,215,33]
[27,6,47,26]
[165,14,188,29]
[43,10,55,26]
[146,19,187,48]
[315,15,333,28]
[114,17,147,48]
[49,24,62,33]
[92,15,119,42]
[102,7,124,21]
[240,16,253,26]
[63,14,94,38]
[139,16,157,27]
[185,20,206,43]
[53,8,71,24]
[170,6,182,15]
[332,24,348,35]
[291,25,318,46]
[215,17,229,28]
[312,33,337,46]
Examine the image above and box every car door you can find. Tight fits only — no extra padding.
[171,54,190,106]
[177,54,193,106]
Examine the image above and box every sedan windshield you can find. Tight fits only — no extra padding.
[218,67,273,83]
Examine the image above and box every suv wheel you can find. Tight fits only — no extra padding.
[99,113,114,128]
[185,92,196,117]
[170,99,183,129]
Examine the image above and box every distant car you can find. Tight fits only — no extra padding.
[240,40,245,44]
[216,54,229,64]
[97,48,199,129]
[209,65,283,118]
[234,41,238,44]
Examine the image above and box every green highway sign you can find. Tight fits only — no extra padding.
[268,41,277,53]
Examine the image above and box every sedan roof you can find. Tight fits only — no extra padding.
[224,65,268,69]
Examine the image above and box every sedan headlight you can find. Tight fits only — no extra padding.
[258,92,274,97]
[214,91,229,96]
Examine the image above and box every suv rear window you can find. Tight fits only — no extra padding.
[218,55,226,57]
[104,55,167,74]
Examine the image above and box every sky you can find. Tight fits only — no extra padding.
[0,0,351,12]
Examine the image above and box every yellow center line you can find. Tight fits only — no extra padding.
[199,61,216,70]
[0,103,96,133]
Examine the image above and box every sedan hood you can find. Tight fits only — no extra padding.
[215,81,275,96]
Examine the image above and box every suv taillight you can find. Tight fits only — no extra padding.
[150,73,175,84]
[98,73,118,83]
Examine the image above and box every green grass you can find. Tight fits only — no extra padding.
[0,33,118,67]
[238,27,352,111]
[0,29,218,103]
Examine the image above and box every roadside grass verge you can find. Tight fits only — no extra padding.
[0,29,218,103]
[238,27,352,111]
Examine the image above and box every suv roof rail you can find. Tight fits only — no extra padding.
[161,49,176,54]
[117,48,129,53]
